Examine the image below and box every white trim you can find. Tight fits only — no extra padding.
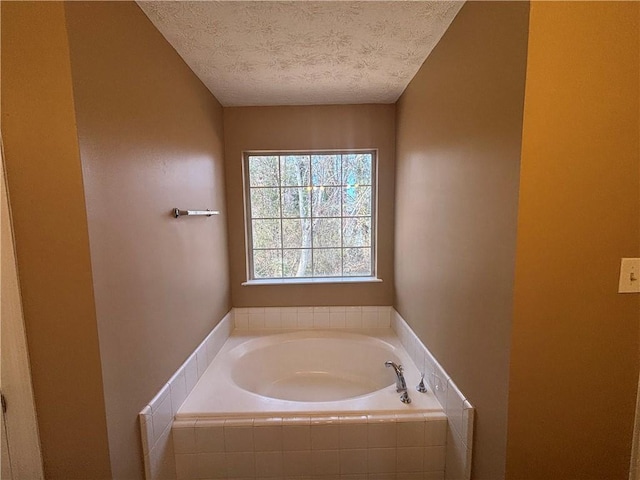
[629,369,640,480]
[243,150,378,280]
[1,136,44,479]
[242,276,382,286]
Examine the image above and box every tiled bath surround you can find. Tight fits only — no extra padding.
[233,306,393,330]
[139,307,474,480]
[139,311,234,480]
[173,413,447,479]
[392,311,474,479]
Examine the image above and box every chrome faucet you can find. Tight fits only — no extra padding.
[385,361,411,404]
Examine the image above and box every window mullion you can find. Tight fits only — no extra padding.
[310,155,314,277]
[340,153,344,278]
[278,155,284,277]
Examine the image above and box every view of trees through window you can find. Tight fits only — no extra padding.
[245,152,375,279]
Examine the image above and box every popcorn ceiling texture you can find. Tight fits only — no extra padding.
[137,1,464,106]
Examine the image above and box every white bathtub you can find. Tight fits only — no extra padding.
[176,329,442,420]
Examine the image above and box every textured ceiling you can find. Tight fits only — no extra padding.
[138,1,464,107]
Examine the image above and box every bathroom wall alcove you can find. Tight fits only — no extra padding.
[2,1,638,480]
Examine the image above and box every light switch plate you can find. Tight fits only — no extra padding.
[618,258,640,293]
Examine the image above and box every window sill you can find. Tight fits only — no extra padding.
[242,277,382,286]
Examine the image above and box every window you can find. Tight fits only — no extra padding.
[244,151,376,281]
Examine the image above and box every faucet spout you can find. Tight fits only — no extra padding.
[385,361,407,392]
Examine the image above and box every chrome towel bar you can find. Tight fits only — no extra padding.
[173,208,219,218]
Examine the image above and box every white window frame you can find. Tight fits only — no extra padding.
[242,150,379,284]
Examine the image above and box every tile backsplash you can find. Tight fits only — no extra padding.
[234,306,392,330]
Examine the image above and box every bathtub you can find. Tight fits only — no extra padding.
[171,328,449,479]
[176,329,443,419]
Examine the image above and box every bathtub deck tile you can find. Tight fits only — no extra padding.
[224,425,254,452]
[255,450,284,477]
[254,425,283,452]
[367,447,396,473]
[462,401,474,448]
[174,453,197,480]
[339,422,368,449]
[184,355,199,393]
[283,416,311,425]
[397,447,424,473]
[394,413,425,423]
[445,379,465,439]
[283,424,311,451]
[397,421,425,447]
[424,445,446,472]
[283,450,312,476]
[149,422,175,480]
[368,422,397,448]
[362,310,378,328]
[195,423,225,453]
[367,414,396,423]
[173,426,196,454]
[339,449,368,474]
[345,311,363,328]
[281,308,298,328]
[151,389,174,446]
[235,313,249,330]
[196,419,226,427]
[195,452,226,479]
[248,313,265,329]
[310,415,340,425]
[313,312,330,329]
[264,308,282,328]
[310,449,340,475]
[371,474,397,480]
[330,312,346,328]
[339,415,368,424]
[139,411,153,456]
[253,416,283,427]
[396,474,421,480]
[225,418,255,427]
[297,312,314,328]
[310,423,340,450]
[423,471,445,480]
[226,451,255,478]
[169,371,189,417]
[377,307,391,328]
[196,348,209,378]
[424,418,447,447]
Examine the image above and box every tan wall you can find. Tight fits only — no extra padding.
[0,2,112,478]
[506,3,640,479]
[224,105,395,307]
[63,2,231,478]
[394,2,529,478]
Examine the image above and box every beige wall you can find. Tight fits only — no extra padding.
[63,2,230,478]
[224,105,395,307]
[2,2,230,478]
[1,2,112,478]
[394,2,529,479]
[506,3,640,479]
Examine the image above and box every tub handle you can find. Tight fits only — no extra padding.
[416,373,428,393]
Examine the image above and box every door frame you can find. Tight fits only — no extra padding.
[0,134,44,479]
